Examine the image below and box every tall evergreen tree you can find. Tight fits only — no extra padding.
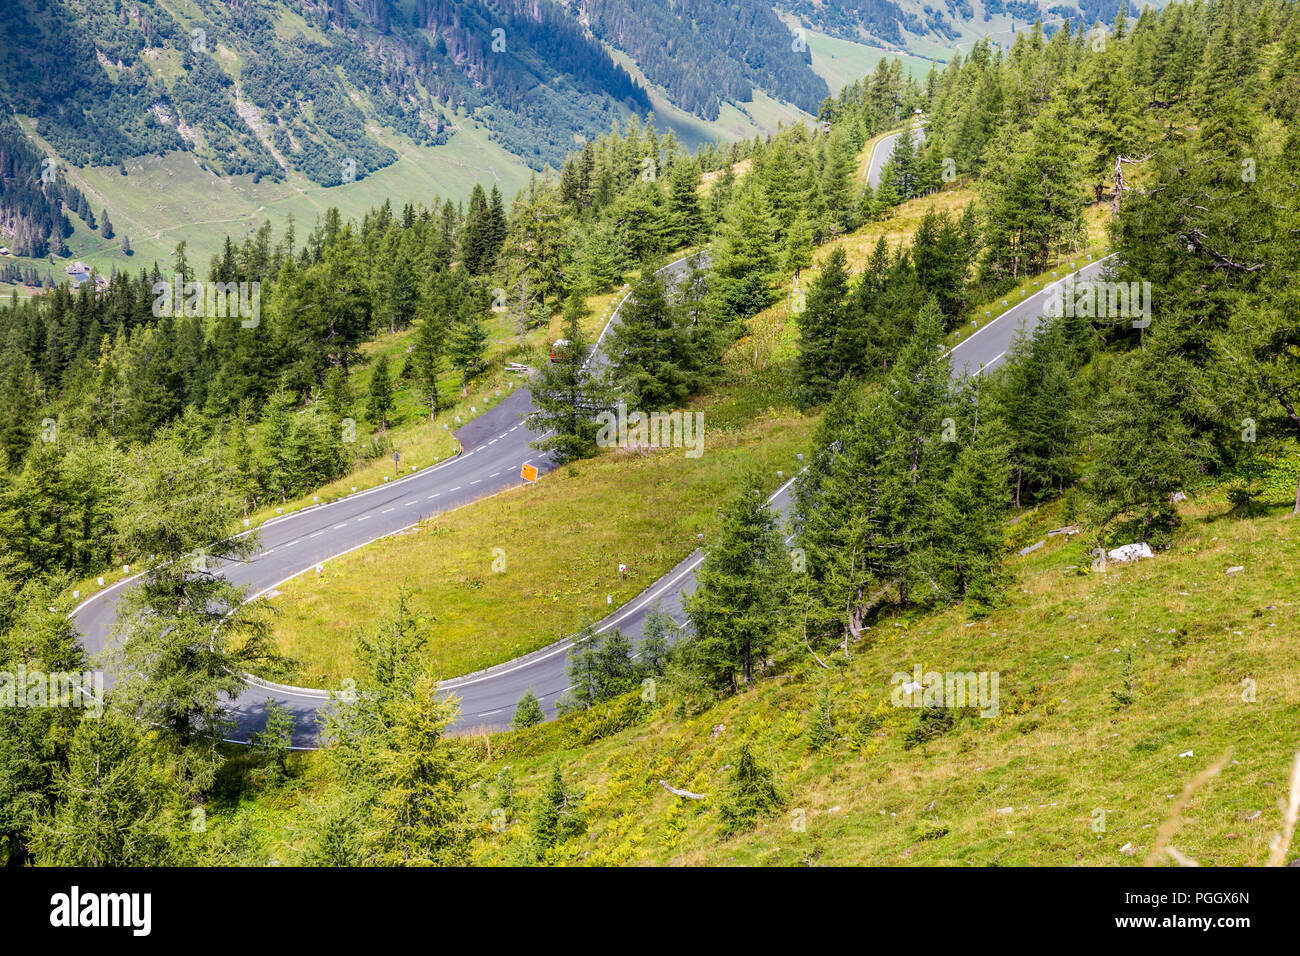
[682,476,788,693]
[795,246,852,407]
[31,712,175,867]
[708,184,779,322]
[448,313,488,385]
[410,315,446,422]
[606,270,700,409]
[528,292,613,463]
[367,353,395,429]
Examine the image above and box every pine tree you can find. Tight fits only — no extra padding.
[595,629,639,699]
[31,712,175,866]
[512,690,545,729]
[562,626,602,713]
[806,684,836,750]
[527,292,612,462]
[261,386,295,503]
[718,743,781,835]
[932,379,1009,610]
[460,184,493,274]
[638,608,672,676]
[708,184,779,322]
[980,104,1087,281]
[782,213,814,277]
[820,133,856,233]
[110,433,276,783]
[795,245,852,407]
[367,353,394,429]
[448,312,488,385]
[250,700,296,784]
[494,766,517,815]
[488,186,507,255]
[993,319,1078,506]
[880,128,919,201]
[410,315,446,422]
[0,343,38,466]
[794,391,899,649]
[376,237,418,333]
[1088,324,1216,546]
[661,160,705,249]
[368,672,469,866]
[911,208,974,322]
[320,365,355,418]
[301,793,367,866]
[796,298,955,644]
[606,270,699,409]
[529,764,582,859]
[682,475,788,693]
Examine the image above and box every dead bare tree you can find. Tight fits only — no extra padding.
[1112,153,1154,213]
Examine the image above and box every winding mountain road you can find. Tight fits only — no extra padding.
[865,122,927,190]
[68,126,1114,746]
[69,252,705,746]
[441,252,1118,732]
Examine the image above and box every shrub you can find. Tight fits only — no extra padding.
[719,743,781,835]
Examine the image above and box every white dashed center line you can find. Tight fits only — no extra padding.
[427,493,439,500]
[308,531,323,538]
[381,508,395,514]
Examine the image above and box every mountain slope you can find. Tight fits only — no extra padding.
[783,0,1154,51]
[0,0,834,279]
[0,0,1163,291]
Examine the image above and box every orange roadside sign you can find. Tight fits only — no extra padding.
[521,463,538,483]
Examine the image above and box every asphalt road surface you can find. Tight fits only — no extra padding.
[946,254,1114,378]
[865,123,927,190]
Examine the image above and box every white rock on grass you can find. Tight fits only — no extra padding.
[1107,542,1154,562]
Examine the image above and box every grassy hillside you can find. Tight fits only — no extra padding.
[208,165,1300,866]
[265,409,810,686]
[455,482,1300,866]
[3,116,533,286]
[214,469,1300,867]
[794,19,938,92]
